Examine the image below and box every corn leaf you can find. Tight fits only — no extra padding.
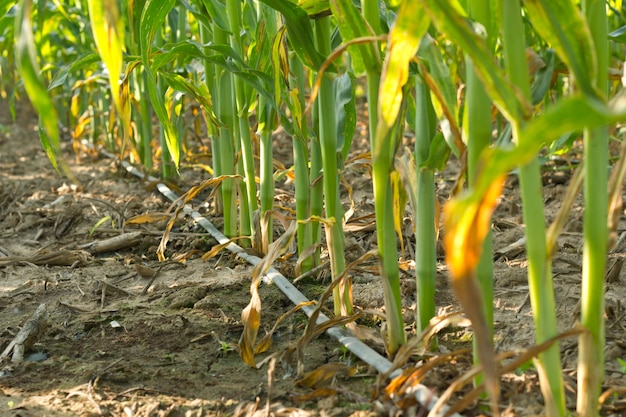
[239,276,262,367]
[444,177,504,407]
[254,301,315,355]
[298,0,330,19]
[252,221,298,281]
[49,53,100,90]
[15,0,62,174]
[420,131,450,171]
[334,72,356,160]
[200,0,230,33]
[0,0,16,38]
[151,41,277,114]
[139,0,180,167]
[0,0,14,18]
[391,170,408,257]
[530,49,556,105]
[159,72,220,126]
[608,25,626,43]
[271,26,289,107]
[124,213,170,225]
[296,363,356,389]
[418,34,458,127]
[471,94,626,200]
[329,0,380,76]
[523,0,597,96]
[377,0,429,141]
[87,0,124,114]
[419,0,530,123]
[257,0,328,71]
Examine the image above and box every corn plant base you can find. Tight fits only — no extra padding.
[113,151,463,417]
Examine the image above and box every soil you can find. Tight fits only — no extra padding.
[0,97,625,417]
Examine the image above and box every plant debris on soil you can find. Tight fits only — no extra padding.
[1,99,626,417]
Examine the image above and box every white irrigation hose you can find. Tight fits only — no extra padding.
[107,151,462,417]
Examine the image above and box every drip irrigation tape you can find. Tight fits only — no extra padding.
[102,150,463,417]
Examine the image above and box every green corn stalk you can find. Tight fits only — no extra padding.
[499,2,565,415]
[155,28,173,177]
[255,0,324,268]
[464,0,495,385]
[134,69,154,168]
[289,55,316,272]
[199,20,221,180]
[139,0,180,176]
[226,0,257,244]
[578,0,608,414]
[257,3,278,253]
[314,16,350,316]
[368,0,429,354]
[411,32,455,336]
[352,0,407,353]
[309,99,324,268]
[212,24,238,239]
[413,75,437,335]
[197,10,219,211]
[124,0,153,168]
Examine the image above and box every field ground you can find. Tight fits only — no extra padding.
[1,99,626,416]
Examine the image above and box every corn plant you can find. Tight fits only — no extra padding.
[430,0,617,414]
[8,0,626,414]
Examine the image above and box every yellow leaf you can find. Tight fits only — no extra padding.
[443,177,504,407]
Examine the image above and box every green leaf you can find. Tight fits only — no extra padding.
[271,26,289,107]
[608,25,626,43]
[151,40,278,112]
[530,49,556,105]
[15,0,61,172]
[0,0,16,37]
[0,0,15,17]
[330,0,380,76]
[473,93,626,199]
[419,0,530,123]
[160,72,220,127]
[48,52,100,90]
[298,0,330,18]
[200,0,230,32]
[139,0,180,167]
[334,72,356,161]
[257,0,328,70]
[548,131,578,156]
[523,0,597,96]
[419,131,450,171]
[418,34,457,125]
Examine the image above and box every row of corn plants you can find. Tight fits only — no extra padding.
[3,0,626,414]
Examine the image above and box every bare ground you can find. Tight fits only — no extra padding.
[1,99,625,417]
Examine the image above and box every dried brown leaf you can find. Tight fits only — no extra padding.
[239,276,262,367]
[252,221,297,281]
[290,387,338,403]
[296,363,356,389]
[201,237,244,261]
[124,212,170,225]
[157,175,241,261]
[296,251,376,372]
[254,301,315,355]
